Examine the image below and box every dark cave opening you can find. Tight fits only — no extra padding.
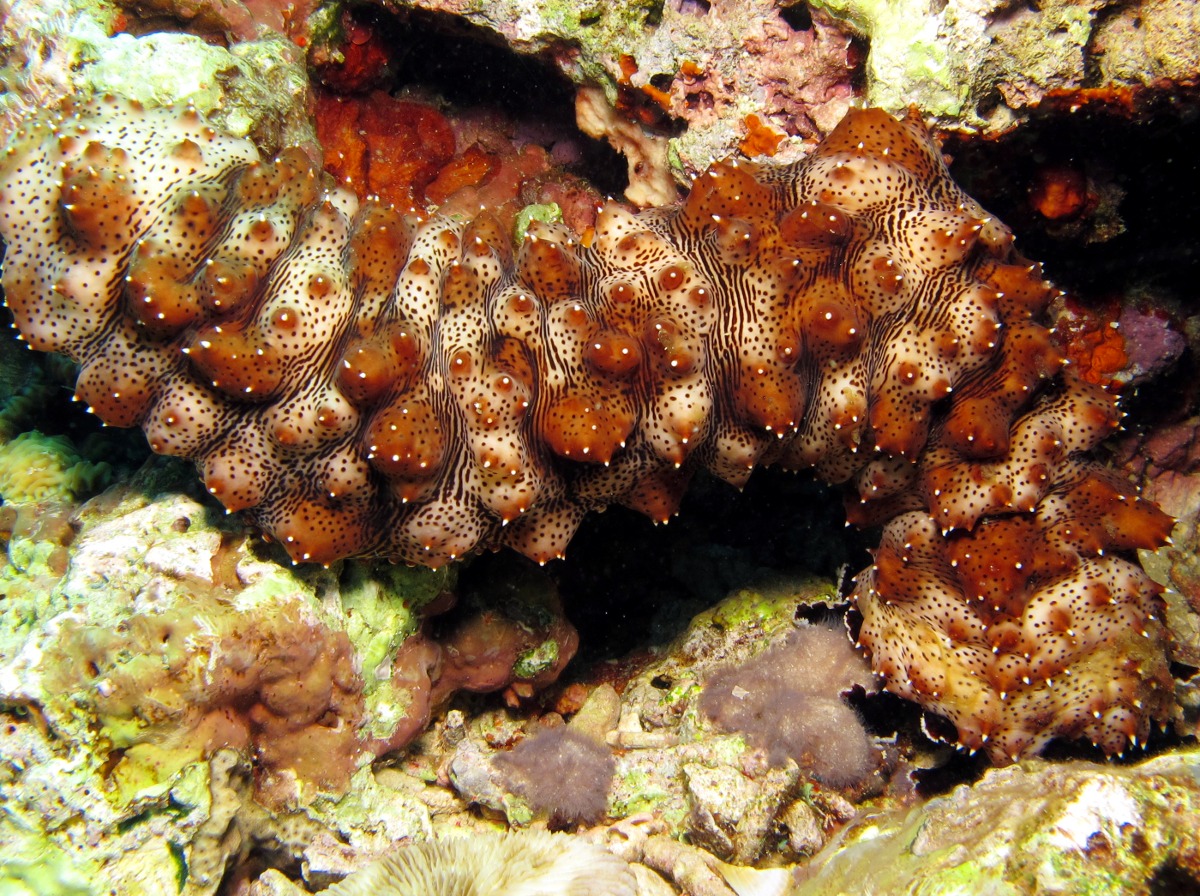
[947,106,1200,429]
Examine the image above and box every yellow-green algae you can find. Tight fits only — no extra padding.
[441,0,666,101]
[513,202,562,244]
[0,0,313,151]
[706,580,839,636]
[340,561,454,743]
[0,830,96,896]
[512,638,560,679]
[808,0,1106,131]
[340,562,451,687]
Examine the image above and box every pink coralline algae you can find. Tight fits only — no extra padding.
[0,95,1176,765]
[1117,305,1186,385]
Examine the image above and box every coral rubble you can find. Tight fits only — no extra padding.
[0,85,1176,766]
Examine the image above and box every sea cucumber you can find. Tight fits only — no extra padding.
[0,96,1175,763]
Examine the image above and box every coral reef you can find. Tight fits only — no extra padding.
[1092,0,1200,88]
[0,1,313,152]
[0,460,581,806]
[610,588,888,864]
[0,459,593,891]
[444,581,880,868]
[311,0,859,180]
[0,88,1176,764]
[809,0,1200,134]
[0,462,411,808]
[291,0,1200,187]
[699,624,880,788]
[1,3,1198,894]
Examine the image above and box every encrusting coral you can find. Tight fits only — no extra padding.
[0,94,1175,765]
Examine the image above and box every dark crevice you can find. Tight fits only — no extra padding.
[780,3,814,32]
[551,467,870,664]
[846,35,871,92]
[946,107,1200,433]
[946,108,1200,301]
[1149,862,1200,896]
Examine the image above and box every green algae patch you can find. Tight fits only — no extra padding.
[300,764,432,847]
[808,0,1106,132]
[609,766,673,818]
[500,793,535,828]
[0,828,98,896]
[702,577,840,638]
[538,0,666,94]
[808,0,966,118]
[339,562,453,688]
[338,562,454,742]
[514,639,560,679]
[513,203,562,243]
[359,678,418,742]
[107,745,206,808]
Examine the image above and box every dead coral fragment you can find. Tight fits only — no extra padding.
[699,624,880,788]
[323,830,637,896]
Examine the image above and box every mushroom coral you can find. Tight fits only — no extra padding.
[321,830,636,896]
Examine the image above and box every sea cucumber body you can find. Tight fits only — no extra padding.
[0,97,1175,762]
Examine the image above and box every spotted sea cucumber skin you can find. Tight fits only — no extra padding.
[0,98,1175,763]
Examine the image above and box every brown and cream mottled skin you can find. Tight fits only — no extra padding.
[0,96,1175,764]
